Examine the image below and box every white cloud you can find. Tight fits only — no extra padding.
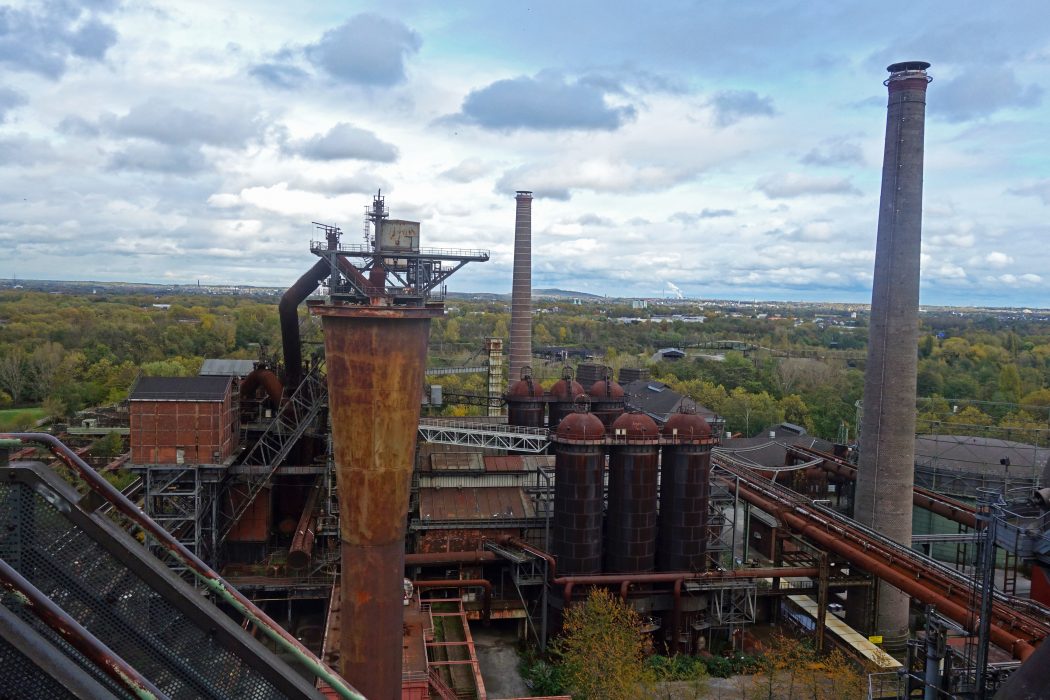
[986,251,1013,268]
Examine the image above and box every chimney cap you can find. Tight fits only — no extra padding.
[886,61,930,73]
[515,190,533,197]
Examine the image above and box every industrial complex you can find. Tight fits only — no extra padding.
[3,62,1050,700]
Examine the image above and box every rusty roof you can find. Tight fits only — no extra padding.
[483,455,555,472]
[419,487,536,521]
[429,452,485,472]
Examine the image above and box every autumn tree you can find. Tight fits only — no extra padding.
[552,588,653,700]
[0,347,28,403]
[749,633,868,700]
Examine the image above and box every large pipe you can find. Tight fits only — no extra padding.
[240,368,284,407]
[288,480,321,569]
[412,579,492,622]
[994,630,1050,699]
[791,446,978,529]
[310,305,437,700]
[405,551,499,566]
[279,259,330,393]
[851,61,932,646]
[280,258,374,393]
[733,478,1036,661]
[558,567,819,605]
[509,191,533,383]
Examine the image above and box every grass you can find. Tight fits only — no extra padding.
[0,406,46,431]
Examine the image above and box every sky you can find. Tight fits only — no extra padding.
[1,1,1049,307]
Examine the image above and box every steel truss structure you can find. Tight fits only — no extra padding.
[417,418,550,453]
[218,364,328,542]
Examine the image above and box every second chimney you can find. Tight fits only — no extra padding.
[510,191,533,384]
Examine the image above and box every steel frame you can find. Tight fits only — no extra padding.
[417,418,549,453]
[219,364,328,543]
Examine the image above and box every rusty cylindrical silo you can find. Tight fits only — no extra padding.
[310,304,438,700]
[506,367,546,428]
[849,61,931,649]
[509,191,533,384]
[547,366,585,430]
[588,373,625,428]
[606,412,660,573]
[552,411,606,575]
[657,411,715,573]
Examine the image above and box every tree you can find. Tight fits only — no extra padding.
[0,347,28,403]
[552,588,653,700]
[444,318,461,343]
[998,364,1022,402]
[30,341,65,400]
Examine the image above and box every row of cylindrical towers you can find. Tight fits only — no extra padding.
[505,367,626,430]
[549,408,715,576]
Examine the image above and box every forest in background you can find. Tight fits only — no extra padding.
[1,289,1050,443]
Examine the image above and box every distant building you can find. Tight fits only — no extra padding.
[650,347,686,362]
[621,379,720,426]
[632,299,648,309]
[199,358,256,377]
[128,376,239,465]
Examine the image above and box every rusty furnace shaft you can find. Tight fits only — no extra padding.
[312,305,438,700]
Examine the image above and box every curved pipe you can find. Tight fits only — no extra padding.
[412,579,491,622]
[498,536,556,580]
[279,259,330,392]
[2,433,364,700]
[405,551,499,566]
[240,368,284,407]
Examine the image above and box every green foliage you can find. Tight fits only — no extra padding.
[699,653,760,678]
[647,654,710,681]
[90,431,124,460]
[550,588,654,700]
[0,290,279,414]
[519,648,567,696]
[0,406,46,431]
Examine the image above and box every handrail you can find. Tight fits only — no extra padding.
[419,418,550,437]
[0,556,168,700]
[2,433,365,700]
[310,241,490,259]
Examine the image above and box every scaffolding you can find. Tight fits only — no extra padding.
[219,363,328,543]
[142,464,224,572]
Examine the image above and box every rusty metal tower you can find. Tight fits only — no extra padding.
[849,61,932,650]
[307,192,487,699]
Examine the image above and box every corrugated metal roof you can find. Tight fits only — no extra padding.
[429,452,485,471]
[483,455,555,472]
[129,375,232,401]
[419,487,536,521]
[914,435,1050,474]
[199,359,256,376]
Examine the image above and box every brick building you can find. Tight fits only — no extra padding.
[129,376,239,465]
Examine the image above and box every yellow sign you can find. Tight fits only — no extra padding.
[868,635,883,644]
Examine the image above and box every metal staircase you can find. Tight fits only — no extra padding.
[220,365,328,542]
[0,434,362,699]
